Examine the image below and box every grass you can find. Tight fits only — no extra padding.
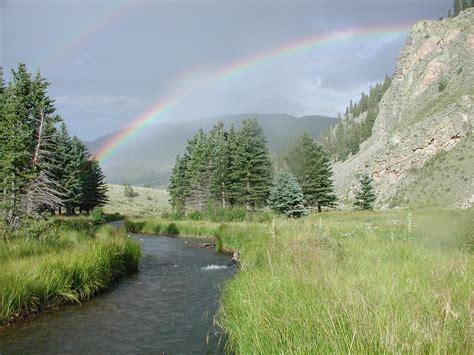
[396,133,474,208]
[104,183,170,217]
[0,223,141,325]
[125,209,473,353]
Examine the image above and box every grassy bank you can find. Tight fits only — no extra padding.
[0,222,140,326]
[125,209,473,353]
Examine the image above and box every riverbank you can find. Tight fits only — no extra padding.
[0,221,140,326]
[125,209,473,353]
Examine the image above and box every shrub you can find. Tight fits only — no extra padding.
[90,207,106,225]
[124,184,139,198]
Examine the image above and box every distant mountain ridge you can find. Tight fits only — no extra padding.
[87,113,336,187]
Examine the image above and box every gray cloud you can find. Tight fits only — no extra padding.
[2,0,453,140]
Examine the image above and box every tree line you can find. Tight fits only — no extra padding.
[446,0,472,19]
[0,64,107,228]
[319,75,392,162]
[169,119,338,216]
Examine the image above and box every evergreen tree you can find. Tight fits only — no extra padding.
[25,70,63,213]
[226,125,244,205]
[448,9,452,17]
[267,171,307,218]
[79,159,108,213]
[353,174,376,210]
[52,122,73,215]
[0,64,34,226]
[208,122,231,208]
[233,119,272,209]
[286,132,337,212]
[461,0,470,9]
[186,129,212,210]
[62,136,88,214]
[168,153,190,213]
[454,0,461,16]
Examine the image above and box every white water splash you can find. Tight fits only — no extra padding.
[201,264,228,270]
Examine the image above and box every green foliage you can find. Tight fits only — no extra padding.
[353,174,377,210]
[320,75,392,161]
[90,207,106,225]
[268,171,307,217]
[168,119,272,212]
[0,64,108,226]
[286,132,337,212]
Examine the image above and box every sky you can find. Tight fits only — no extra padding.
[1,0,452,141]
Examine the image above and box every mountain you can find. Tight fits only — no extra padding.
[333,9,474,208]
[87,113,336,187]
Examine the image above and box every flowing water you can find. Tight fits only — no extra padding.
[0,235,235,354]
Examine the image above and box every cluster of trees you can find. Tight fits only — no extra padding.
[169,119,339,216]
[0,64,107,227]
[445,0,473,19]
[169,119,273,212]
[320,75,392,161]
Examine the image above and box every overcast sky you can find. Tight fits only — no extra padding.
[1,0,452,140]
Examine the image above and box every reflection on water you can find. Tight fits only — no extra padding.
[0,235,234,354]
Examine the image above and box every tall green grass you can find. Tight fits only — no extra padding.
[126,209,473,353]
[0,224,140,325]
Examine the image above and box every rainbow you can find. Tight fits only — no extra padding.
[96,21,414,163]
[41,1,136,69]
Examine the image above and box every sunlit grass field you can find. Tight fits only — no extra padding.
[125,209,473,353]
[0,222,140,325]
[104,184,169,217]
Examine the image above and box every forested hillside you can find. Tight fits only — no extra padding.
[320,75,392,161]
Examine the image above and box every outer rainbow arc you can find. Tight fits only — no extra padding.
[96,21,414,163]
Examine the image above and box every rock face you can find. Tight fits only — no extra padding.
[334,9,474,208]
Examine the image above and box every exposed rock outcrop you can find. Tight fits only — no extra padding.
[334,9,474,208]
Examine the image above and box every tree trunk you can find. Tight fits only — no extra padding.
[317,204,322,213]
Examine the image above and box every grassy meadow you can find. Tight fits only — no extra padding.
[104,183,169,217]
[0,219,140,325]
[125,209,473,353]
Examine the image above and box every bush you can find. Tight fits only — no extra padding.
[90,207,106,225]
[438,78,448,92]
[124,184,139,198]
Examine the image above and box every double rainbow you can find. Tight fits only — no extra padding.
[96,21,414,163]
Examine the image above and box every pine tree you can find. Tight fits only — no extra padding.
[461,0,470,9]
[267,171,307,218]
[353,174,376,210]
[286,132,337,212]
[63,136,88,214]
[208,122,231,207]
[168,153,190,213]
[226,125,244,205]
[448,9,452,17]
[25,70,63,213]
[52,122,73,215]
[454,0,461,16]
[79,159,108,213]
[186,129,212,210]
[0,64,34,226]
[233,119,272,209]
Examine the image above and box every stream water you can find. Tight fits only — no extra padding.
[0,235,235,354]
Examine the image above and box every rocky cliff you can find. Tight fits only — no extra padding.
[333,8,474,208]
